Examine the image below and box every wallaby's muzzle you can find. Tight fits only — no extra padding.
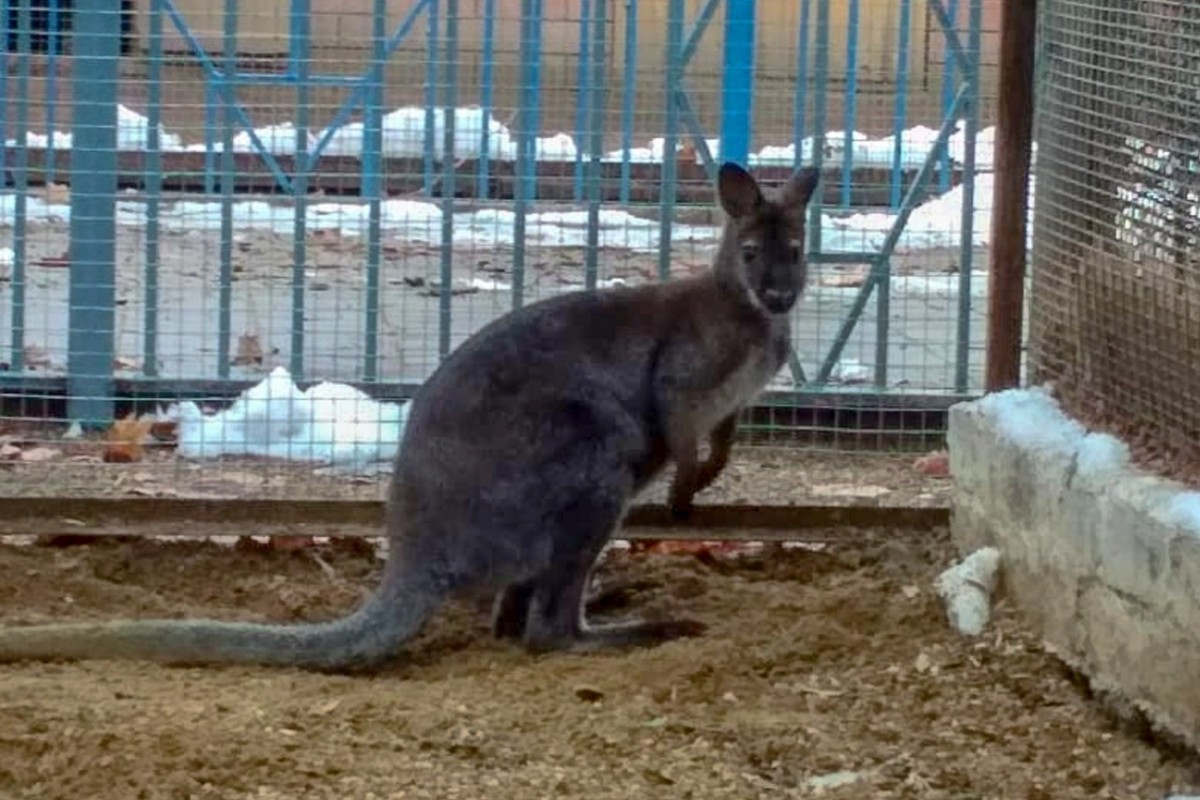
[761,287,797,314]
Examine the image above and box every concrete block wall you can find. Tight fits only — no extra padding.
[948,386,1200,750]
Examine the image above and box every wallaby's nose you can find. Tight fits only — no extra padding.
[762,287,795,311]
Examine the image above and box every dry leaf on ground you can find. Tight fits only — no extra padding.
[232,332,264,367]
[103,416,155,463]
[914,450,950,477]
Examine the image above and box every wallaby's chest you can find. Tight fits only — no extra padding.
[705,325,788,420]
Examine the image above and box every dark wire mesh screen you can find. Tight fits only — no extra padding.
[1030,0,1200,473]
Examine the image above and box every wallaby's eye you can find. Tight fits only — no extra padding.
[740,242,759,263]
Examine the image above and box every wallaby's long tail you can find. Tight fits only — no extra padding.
[0,580,438,672]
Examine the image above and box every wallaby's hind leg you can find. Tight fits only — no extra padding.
[492,438,681,642]
[515,488,707,654]
[491,580,534,640]
[520,562,706,654]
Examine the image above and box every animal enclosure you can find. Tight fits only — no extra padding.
[0,0,998,500]
[3,2,1200,796]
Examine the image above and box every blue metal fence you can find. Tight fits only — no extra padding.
[0,0,986,426]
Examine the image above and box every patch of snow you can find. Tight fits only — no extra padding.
[6,104,183,152]
[1158,493,1200,535]
[321,105,516,161]
[934,546,1001,636]
[172,366,409,473]
[1073,432,1131,490]
[7,102,1010,174]
[975,386,1088,455]
[0,107,1054,262]
[829,359,872,384]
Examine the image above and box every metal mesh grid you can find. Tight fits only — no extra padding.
[0,0,996,502]
[1029,0,1200,477]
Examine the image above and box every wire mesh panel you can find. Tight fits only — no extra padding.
[1030,0,1200,475]
[0,0,996,505]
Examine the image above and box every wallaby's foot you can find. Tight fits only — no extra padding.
[494,576,664,640]
[491,581,534,640]
[525,617,708,655]
[671,459,724,519]
[584,577,661,616]
[669,492,696,521]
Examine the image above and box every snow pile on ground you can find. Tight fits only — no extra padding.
[0,102,1049,256]
[0,174,1022,256]
[7,102,1002,170]
[0,101,1052,257]
[171,366,409,472]
[823,171,1038,253]
[6,104,183,152]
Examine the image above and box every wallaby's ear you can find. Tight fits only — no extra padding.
[717,162,764,220]
[781,166,821,210]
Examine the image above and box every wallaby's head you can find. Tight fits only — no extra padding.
[714,162,821,316]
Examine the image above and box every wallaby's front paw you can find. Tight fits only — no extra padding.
[669,498,694,522]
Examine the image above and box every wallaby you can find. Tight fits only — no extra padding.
[0,162,820,673]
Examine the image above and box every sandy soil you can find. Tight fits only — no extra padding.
[0,439,952,508]
[0,525,1195,800]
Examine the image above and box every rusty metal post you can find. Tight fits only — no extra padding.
[985,0,1038,391]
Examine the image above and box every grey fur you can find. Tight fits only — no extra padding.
[0,162,820,672]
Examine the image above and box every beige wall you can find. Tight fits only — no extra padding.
[85,1,999,146]
[138,0,943,80]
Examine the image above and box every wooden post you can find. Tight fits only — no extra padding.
[985,0,1038,391]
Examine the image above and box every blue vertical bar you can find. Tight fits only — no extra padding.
[792,0,811,170]
[290,0,311,380]
[44,0,59,184]
[583,0,607,290]
[939,0,957,193]
[9,0,29,373]
[143,0,165,377]
[511,1,530,310]
[953,0,981,393]
[423,0,439,196]
[363,0,386,381]
[839,0,858,208]
[527,0,543,205]
[889,0,912,208]
[476,0,496,199]
[873,252,890,387]
[807,0,830,253]
[657,0,683,280]
[0,0,7,179]
[203,82,217,194]
[572,0,592,201]
[718,0,755,167]
[67,0,120,425]
[439,0,458,360]
[510,0,542,311]
[217,0,236,379]
[618,0,637,204]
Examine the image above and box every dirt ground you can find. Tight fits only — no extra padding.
[0,525,1195,800]
[0,438,952,508]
